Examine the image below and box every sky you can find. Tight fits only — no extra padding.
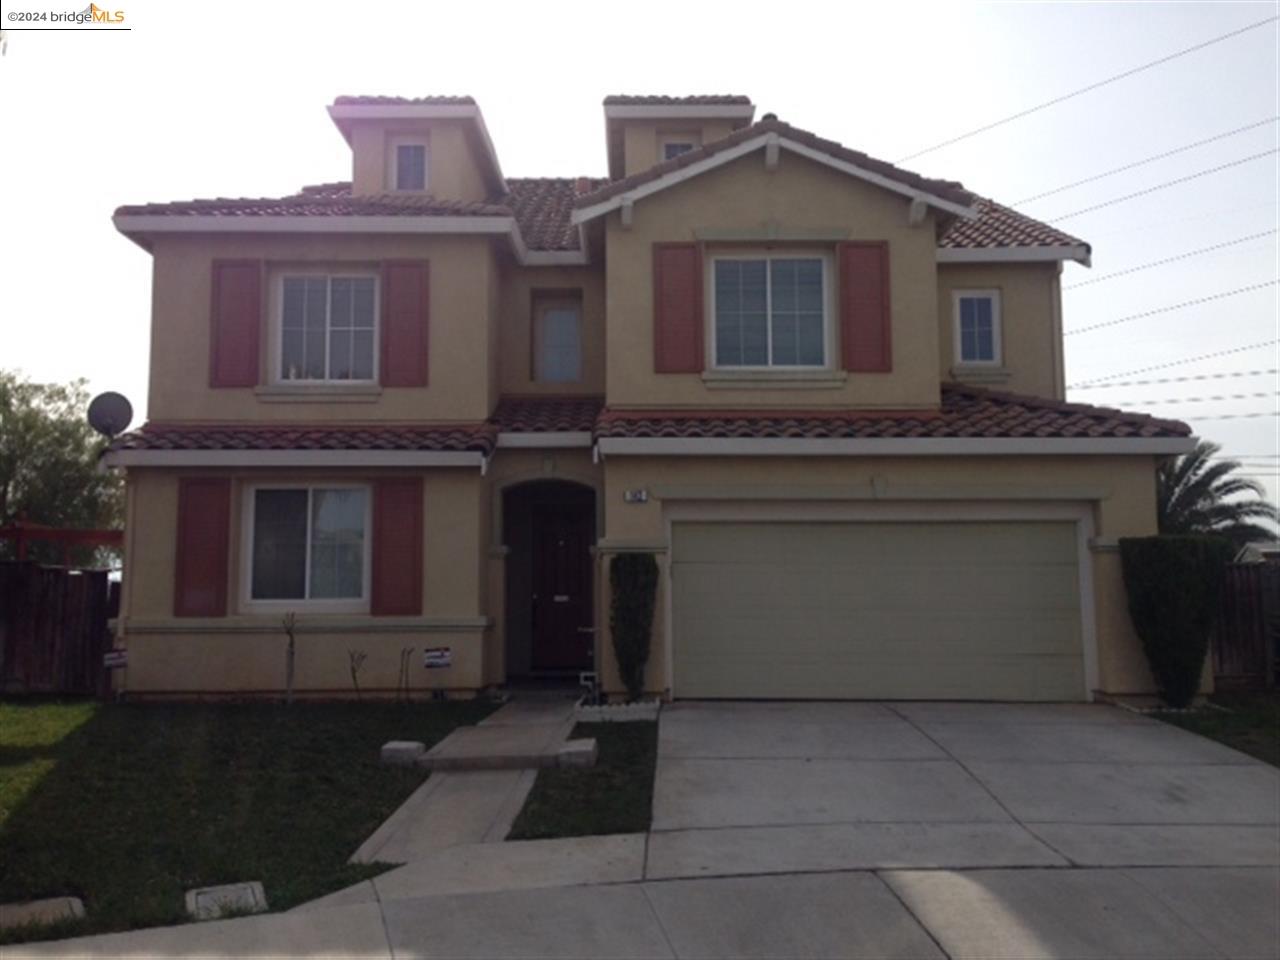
[1,0,1276,505]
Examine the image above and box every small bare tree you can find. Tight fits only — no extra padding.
[282,612,297,705]
[348,649,368,701]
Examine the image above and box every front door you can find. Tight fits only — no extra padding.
[530,502,594,671]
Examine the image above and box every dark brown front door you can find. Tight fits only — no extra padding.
[530,501,594,671]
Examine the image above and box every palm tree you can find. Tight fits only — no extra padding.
[1158,441,1279,545]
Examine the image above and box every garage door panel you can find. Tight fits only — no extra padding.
[672,520,1085,701]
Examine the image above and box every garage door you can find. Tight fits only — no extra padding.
[671,521,1084,701]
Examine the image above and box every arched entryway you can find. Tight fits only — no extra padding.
[502,480,596,678]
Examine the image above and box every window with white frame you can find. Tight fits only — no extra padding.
[389,137,428,192]
[712,255,828,368]
[533,297,583,383]
[247,486,369,605]
[662,139,697,161]
[953,290,1002,365]
[276,273,378,382]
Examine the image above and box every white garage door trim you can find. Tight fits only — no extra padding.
[661,500,1099,701]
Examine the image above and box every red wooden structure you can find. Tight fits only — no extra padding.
[0,519,123,567]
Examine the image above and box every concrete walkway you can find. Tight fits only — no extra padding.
[13,701,1280,958]
[350,696,575,863]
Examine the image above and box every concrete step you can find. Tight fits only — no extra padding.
[418,720,595,771]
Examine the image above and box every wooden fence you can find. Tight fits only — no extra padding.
[0,561,118,695]
[1212,563,1279,690]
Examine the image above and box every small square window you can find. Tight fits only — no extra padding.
[954,291,1001,365]
[533,297,583,383]
[663,141,696,161]
[389,138,428,192]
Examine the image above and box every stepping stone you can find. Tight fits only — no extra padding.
[381,740,426,766]
[0,896,84,930]
[558,738,598,768]
[185,881,268,920]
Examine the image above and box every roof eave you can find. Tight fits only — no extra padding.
[937,244,1093,267]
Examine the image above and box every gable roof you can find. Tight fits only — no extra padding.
[574,116,977,223]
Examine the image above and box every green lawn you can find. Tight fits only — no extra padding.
[1158,692,1280,767]
[507,722,657,840]
[0,698,494,944]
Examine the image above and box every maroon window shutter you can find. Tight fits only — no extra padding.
[209,260,263,387]
[174,478,230,617]
[371,478,424,616]
[839,242,892,372]
[652,242,703,373]
[381,261,430,387]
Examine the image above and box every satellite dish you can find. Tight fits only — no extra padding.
[87,392,134,438]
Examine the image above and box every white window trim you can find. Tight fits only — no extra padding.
[241,482,373,614]
[387,135,430,192]
[270,269,381,386]
[952,289,1003,367]
[707,250,836,371]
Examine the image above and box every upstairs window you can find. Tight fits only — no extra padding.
[712,255,829,368]
[954,291,1001,365]
[533,295,583,383]
[662,140,696,161]
[390,137,428,191]
[276,273,378,382]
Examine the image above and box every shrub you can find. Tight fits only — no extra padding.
[610,553,658,702]
[1119,535,1234,708]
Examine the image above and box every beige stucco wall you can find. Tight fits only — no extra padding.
[349,120,490,200]
[594,454,1166,700]
[937,262,1065,398]
[118,466,491,695]
[604,151,942,410]
[146,234,501,423]
[621,120,737,177]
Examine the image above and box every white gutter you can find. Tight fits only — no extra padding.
[938,245,1092,267]
[102,449,487,468]
[594,436,1195,457]
[497,431,594,449]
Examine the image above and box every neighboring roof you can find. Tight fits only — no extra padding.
[493,396,603,433]
[594,384,1191,441]
[603,95,752,106]
[938,197,1090,263]
[114,188,511,219]
[502,178,609,251]
[109,422,497,455]
[332,95,476,106]
[576,117,976,219]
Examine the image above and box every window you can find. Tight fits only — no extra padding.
[247,486,369,606]
[276,273,378,382]
[533,298,583,383]
[389,137,428,192]
[712,256,828,368]
[663,140,696,161]
[953,291,1002,365]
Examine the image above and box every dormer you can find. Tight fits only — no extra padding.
[327,95,507,201]
[604,95,756,178]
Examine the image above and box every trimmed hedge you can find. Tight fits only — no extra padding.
[1119,535,1234,708]
[610,553,658,702]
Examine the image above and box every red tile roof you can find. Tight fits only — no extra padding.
[576,117,975,211]
[939,197,1086,250]
[503,178,610,250]
[604,95,752,106]
[114,190,509,219]
[110,422,497,455]
[332,95,476,106]
[493,396,603,433]
[594,384,1191,441]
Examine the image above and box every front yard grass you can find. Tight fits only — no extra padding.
[1158,691,1279,766]
[0,697,494,944]
[507,721,657,840]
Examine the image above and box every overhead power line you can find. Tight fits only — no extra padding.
[1063,231,1278,290]
[1070,368,1278,390]
[1065,281,1278,336]
[1119,391,1279,405]
[896,15,1278,162]
[1050,149,1279,222]
[1068,340,1279,386]
[1184,411,1280,420]
[1016,118,1279,205]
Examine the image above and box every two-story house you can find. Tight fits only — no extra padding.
[106,94,1194,702]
